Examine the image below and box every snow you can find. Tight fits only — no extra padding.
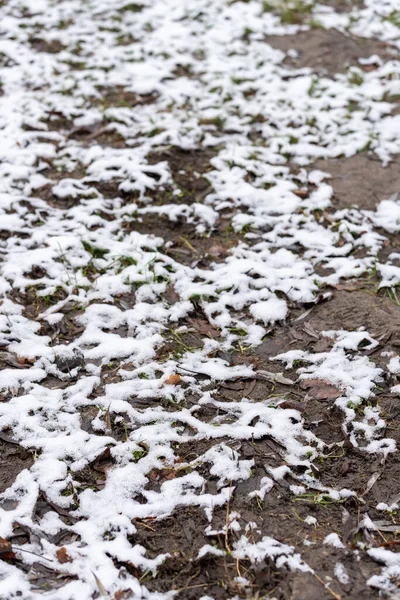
[233,535,311,573]
[250,297,288,324]
[324,533,345,549]
[0,0,400,595]
[335,562,350,585]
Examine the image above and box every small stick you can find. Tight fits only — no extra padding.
[225,488,232,553]
[14,547,54,562]
[313,572,342,600]
[175,583,210,592]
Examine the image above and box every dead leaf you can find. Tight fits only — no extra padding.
[114,590,133,600]
[163,284,180,304]
[0,352,29,369]
[288,328,304,341]
[373,520,400,533]
[363,471,382,496]
[104,404,111,432]
[341,510,358,544]
[92,447,114,474]
[41,492,78,523]
[148,469,159,481]
[256,370,294,385]
[243,380,257,397]
[93,572,108,597]
[389,491,400,505]
[293,189,308,198]
[0,537,16,561]
[148,468,176,482]
[208,243,226,257]
[361,64,378,72]
[187,317,220,338]
[164,374,181,385]
[302,323,319,339]
[0,432,20,445]
[321,211,335,224]
[278,400,304,412]
[300,378,341,400]
[293,307,314,322]
[56,547,73,564]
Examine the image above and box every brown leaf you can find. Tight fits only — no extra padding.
[256,370,294,385]
[361,64,378,72]
[104,405,111,432]
[342,512,358,543]
[0,352,28,369]
[207,243,226,257]
[278,400,304,412]
[293,189,309,199]
[41,492,78,523]
[243,379,257,397]
[187,317,220,338]
[302,323,319,339]
[92,447,114,474]
[363,471,382,496]
[300,378,341,400]
[0,537,16,561]
[56,547,73,564]
[164,374,181,385]
[114,590,133,600]
[163,284,180,304]
[149,468,176,482]
[93,572,108,597]
[148,469,159,481]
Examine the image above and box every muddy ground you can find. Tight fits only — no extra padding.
[5,159,400,599]
[2,7,400,600]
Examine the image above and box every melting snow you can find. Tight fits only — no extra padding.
[0,0,400,596]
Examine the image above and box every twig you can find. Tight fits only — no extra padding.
[175,583,210,593]
[313,572,342,600]
[14,547,53,563]
[225,486,232,553]
[136,520,156,532]
[104,404,111,433]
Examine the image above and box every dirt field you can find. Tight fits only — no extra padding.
[1,0,400,599]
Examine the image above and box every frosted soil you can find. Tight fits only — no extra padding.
[2,0,400,598]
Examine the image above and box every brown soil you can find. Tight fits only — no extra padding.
[128,283,400,599]
[318,0,364,12]
[4,17,400,600]
[266,29,395,76]
[29,38,65,53]
[124,211,241,268]
[146,145,217,203]
[0,438,34,494]
[6,150,400,597]
[314,154,400,210]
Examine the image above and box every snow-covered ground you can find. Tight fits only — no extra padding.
[1,0,400,598]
